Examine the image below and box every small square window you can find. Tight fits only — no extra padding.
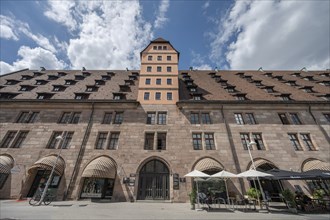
[145,78,151,85]
[167,56,171,61]
[156,78,161,85]
[167,78,172,85]
[167,67,172,72]
[157,66,162,72]
[148,56,152,61]
[167,92,172,100]
[144,92,150,100]
[155,92,161,100]
[147,66,152,72]
[157,56,162,61]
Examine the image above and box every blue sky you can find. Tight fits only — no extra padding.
[0,0,329,75]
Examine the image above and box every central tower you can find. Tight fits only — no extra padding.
[138,38,179,104]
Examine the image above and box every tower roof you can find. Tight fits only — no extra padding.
[140,37,180,59]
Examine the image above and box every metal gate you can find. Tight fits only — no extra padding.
[138,160,169,200]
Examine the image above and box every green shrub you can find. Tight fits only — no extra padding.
[313,189,325,200]
[281,189,296,208]
[189,189,197,205]
[247,188,261,200]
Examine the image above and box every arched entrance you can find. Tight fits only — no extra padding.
[248,159,282,201]
[138,159,169,200]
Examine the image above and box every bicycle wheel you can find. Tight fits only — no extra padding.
[29,195,41,206]
[43,195,53,206]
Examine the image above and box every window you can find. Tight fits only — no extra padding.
[95,80,105,85]
[156,78,161,85]
[59,112,81,124]
[47,131,63,149]
[37,93,53,100]
[234,113,244,125]
[0,131,17,148]
[252,133,265,150]
[323,113,330,123]
[20,85,34,91]
[158,46,162,50]
[16,111,39,123]
[145,78,151,85]
[300,134,315,151]
[190,113,200,124]
[11,131,29,148]
[6,80,20,85]
[102,113,112,124]
[288,134,302,151]
[158,112,167,125]
[75,93,89,100]
[155,92,161,100]
[157,133,166,150]
[204,133,215,150]
[167,67,172,72]
[86,86,98,92]
[226,87,235,93]
[95,132,108,149]
[53,85,66,92]
[153,46,157,50]
[144,92,150,100]
[163,46,167,50]
[240,133,250,150]
[236,95,247,100]
[144,133,154,150]
[280,95,291,101]
[167,78,172,85]
[167,92,172,100]
[114,112,123,124]
[101,75,111,80]
[147,112,156,124]
[157,66,162,72]
[61,132,74,149]
[278,113,290,124]
[147,66,152,72]
[192,133,202,150]
[167,56,171,61]
[65,80,77,85]
[157,56,162,61]
[201,113,211,124]
[75,75,85,80]
[35,80,48,85]
[148,55,152,61]
[245,113,257,125]
[265,87,274,93]
[108,132,120,150]
[289,113,302,125]
[193,96,201,100]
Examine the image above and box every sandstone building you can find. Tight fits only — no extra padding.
[0,38,329,202]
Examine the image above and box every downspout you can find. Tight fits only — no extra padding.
[308,104,330,143]
[221,105,246,194]
[63,102,95,200]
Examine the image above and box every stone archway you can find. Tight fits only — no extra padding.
[137,159,169,200]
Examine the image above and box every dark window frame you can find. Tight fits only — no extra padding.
[288,133,303,151]
[192,133,202,150]
[95,132,108,149]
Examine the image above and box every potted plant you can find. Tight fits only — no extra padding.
[247,188,260,200]
[189,189,197,210]
[281,189,297,213]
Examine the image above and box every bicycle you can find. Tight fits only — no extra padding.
[29,189,54,206]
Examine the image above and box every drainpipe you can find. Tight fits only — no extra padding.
[63,102,95,200]
[221,105,246,194]
[308,104,330,143]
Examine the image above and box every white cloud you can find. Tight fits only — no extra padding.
[0,15,56,53]
[0,15,19,40]
[154,0,170,29]
[44,0,153,70]
[190,51,212,70]
[202,1,210,11]
[210,1,330,70]
[0,46,66,75]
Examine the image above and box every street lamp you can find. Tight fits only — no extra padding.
[38,135,63,205]
[247,141,266,208]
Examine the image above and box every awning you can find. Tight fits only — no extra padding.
[82,156,116,179]
[194,158,223,172]
[0,155,14,174]
[28,155,65,176]
[248,158,276,170]
[302,159,330,171]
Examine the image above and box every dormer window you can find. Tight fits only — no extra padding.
[119,85,130,92]
[191,93,202,100]
[20,85,35,91]
[35,80,48,85]
[0,92,19,99]
[113,93,126,100]
[253,80,263,86]
[286,81,298,86]
[48,75,59,80]
[273,75,284,81]
[37,93,53,100]
[320,73,330,77]
[125,80,134,85]
[21,75,33,80]
[53,85,66,92]
[75,93,90,100]
[244,75,253,82]
[57,72,67,77]
[318,81,330,86]
[129,75,137,80]
[101,75,111,80]
[214,75,221,81]
[234,94,247,100]
[181,72,188,77]
[319,94,330,101]
[95,80,105,86]
[264,72,273,77]
[219,80,228,86]
[82,72,91,77]
[33,72,43,77]
[279,94,292,101]
[5,80,20,85]
[107,72,115,76]
[301,86,314,93]
[303,76,314,81]
[291,73,301,77]
[264,86,275,93]
[209,72,216,78]
[75,75,85,80]
[86,86,98,92]
[236,72,245,78]
[225,86,236,93]
[132,72,139,77]
[65,80,77,85]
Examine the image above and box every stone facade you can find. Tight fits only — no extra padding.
[0,38,329,202]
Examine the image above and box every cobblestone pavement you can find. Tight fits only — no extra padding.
[1,200,329,220]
